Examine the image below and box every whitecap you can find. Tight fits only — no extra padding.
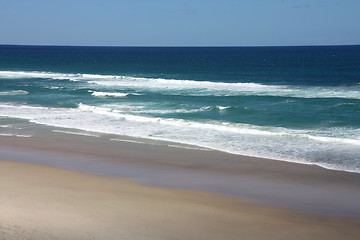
[2,70,360,99]
[91,91,129,97]
[334,103,357,107]
[0,90,28,96]
[217,106,230,110]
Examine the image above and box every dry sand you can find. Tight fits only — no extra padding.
[1,159,360,240]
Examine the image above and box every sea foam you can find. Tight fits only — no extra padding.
[1,102,359,172]
[0,90,28,96]
[91,91,129,97]
[1,70,360,99]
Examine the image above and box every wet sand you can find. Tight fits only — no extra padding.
[1,132,360,239]
[1,159,360,240]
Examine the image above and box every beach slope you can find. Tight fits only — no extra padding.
[1,159,360,240]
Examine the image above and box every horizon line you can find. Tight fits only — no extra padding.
[1,43,360,48]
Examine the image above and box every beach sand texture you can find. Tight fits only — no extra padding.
[1,131,360,240]
[1,158,360,240]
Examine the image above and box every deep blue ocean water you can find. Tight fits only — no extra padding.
[0,45,359,172]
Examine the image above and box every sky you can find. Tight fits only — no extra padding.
[0,0,359,46]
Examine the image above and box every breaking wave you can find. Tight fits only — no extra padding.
[0,102,359,172]
[0,90,28,96]
[1,70,360,99]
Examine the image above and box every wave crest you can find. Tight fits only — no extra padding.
[0,90,28,96]
[91,91,129,97]
[1,70,360,99]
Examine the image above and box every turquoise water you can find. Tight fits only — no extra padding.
[0,45,360,172]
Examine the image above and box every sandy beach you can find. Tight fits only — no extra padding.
[1,132,360,239]
[1,1,360,238]
[1,159,360,240]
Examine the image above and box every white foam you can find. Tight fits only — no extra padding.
[307,135,360,146]
[16,134,33,138]
[44,86,63,89]
[1,102,360,173]
[134,107,208,114]
[1,104,51,110]
[52,130,100,137]
[0,133,32,138]
[1,102,359,145]
[0,90,28,96]
[0,124,24,130]
[110,138,148,144]
[217,106,230,110]
[91,91,129,97]
[110,138,211,151]
[167,144,211,151]
[75,104,303,138]
[1,70,360,99]
[88,77,284,93]
[0,133,14,137]
[87,77,360,99]
[334,103,357,107]
[82,73,122,79]
[0,70,77,80]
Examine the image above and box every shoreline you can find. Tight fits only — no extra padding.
[1,118,359,174]
[1,110,359,174]
[1,129,360,218]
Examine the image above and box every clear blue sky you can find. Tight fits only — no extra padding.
[1,0,359,46]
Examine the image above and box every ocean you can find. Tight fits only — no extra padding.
[0,45,359,172]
